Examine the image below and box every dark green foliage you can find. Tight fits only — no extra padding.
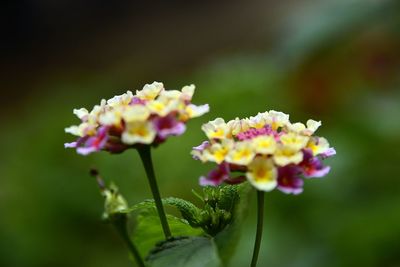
[130,184,247,237]
[146,237,222,267]
[132,211,204,257]
[129,184,252,266]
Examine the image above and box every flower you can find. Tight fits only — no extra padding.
[277,165,304,195]
[192,110,335,194]
[102,183,129,221]
[199,162,230,186]
[247,157,278,191]
[90,169,129,221]
[65,82,209,155]
[300,149,331,178]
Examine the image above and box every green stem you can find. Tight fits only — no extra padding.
[113,215,145,267]
[138,145,172,239]
[251,190,264,267]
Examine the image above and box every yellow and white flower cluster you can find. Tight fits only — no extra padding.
[192,111,335,194]
[65,82,209,155]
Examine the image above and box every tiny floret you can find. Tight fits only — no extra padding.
[65,82,209,155]
[192,110,335,194]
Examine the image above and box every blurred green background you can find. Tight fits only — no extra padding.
[1,1,400,266]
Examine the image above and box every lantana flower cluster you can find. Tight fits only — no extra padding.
[65,82,209,155]
[192,111,336,194]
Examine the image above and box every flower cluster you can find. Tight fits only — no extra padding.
[192,111,336,194]
[65,82,209,155]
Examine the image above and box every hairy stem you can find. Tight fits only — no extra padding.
[113,215,145,267]
[138,145,172,239]
[251,190,264,267]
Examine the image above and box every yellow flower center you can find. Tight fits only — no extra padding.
[211,128,225,138]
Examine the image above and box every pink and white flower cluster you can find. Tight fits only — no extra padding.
[192,111,336,194]
[65,82,209,155]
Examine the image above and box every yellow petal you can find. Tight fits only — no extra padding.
[227,118,249,136]
[247,157,278,191]
[266,110,290,130]
[99,111,121,126]
[65,125,81,136]
[253,135,276,154]
[307,137,330,156]
[181,84,195,101]
[202,140,233,164]
[226,141,256,165]
[280,132,309,150]
[122,121,156,145]
[122,105,150,122]
[185,104,209,119]
[273,145,304,166]
[107,91,133,107]
[306,119,321,134]
[201,118,229,140]
[73,108,89,120]
[136,82,164,100]
[248,113,267,129]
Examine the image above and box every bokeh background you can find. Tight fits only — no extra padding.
[1,0,400,266]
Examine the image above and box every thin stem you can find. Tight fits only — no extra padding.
[138,145,172,239]
[113,215,145,267]
[251,190,265,267]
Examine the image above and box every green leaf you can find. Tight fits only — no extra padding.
[216,185,240,212]
[132,211,204,257]
[146,236,222,267]
[130,198,203,228]
[129,199,158,213]
[129,184,253,265]
[163,197,203,227]
[213,183,252,265]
